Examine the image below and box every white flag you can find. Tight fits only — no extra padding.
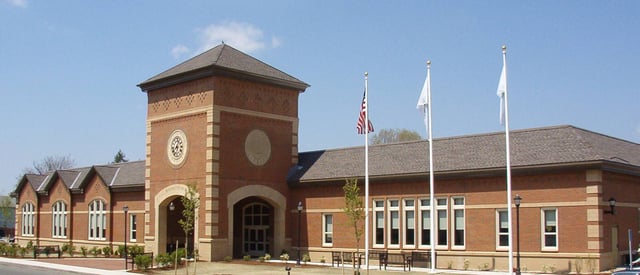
[417,67,430,114]
[497,60,507,125]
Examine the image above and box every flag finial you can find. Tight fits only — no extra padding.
[502,45,507,53]
[364,72,368,77]
[427,60,431,67]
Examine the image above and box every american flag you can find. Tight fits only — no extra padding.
[356,90,374,134]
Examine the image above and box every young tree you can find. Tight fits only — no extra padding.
[178,183,199,275]
[113,149,129,163]
[343,178,364,274]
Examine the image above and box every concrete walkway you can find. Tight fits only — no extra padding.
[0,256,619,274]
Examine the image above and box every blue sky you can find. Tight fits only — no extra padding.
[1,0,639,195]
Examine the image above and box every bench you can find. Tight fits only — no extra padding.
[331,251,362,268]
[378,251,411,271]
[410,251,432,268]
[33,245,61,258]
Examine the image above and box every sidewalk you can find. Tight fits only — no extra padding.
[0,256,618,275]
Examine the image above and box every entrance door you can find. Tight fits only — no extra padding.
[243,203,271,257]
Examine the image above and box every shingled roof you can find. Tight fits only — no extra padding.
[288,125,640,183]
[13,161,145,196]
[138,43,309,92]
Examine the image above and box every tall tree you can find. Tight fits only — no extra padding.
[370,128,422,145]
[22,155,75,175]
[0,197,13,231]
[343,178,364,274]
[113,149,129,163]
[178,183,199,275]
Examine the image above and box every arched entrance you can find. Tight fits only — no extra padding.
[227,185,286,259]
[233,198,273,257]
[154,184,198,256]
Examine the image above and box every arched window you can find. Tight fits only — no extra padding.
[88,200,106,240]
[22,203,35,236]
[52,201,67,238]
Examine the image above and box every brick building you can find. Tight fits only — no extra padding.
[12,44,640,273]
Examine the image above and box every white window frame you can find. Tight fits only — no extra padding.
[130,214,137,242]
[322,213,333,247]
[541,208,558,251]
[88,200,106,240]
[436,197,448,248]
[388,199,400,248]
[496,209,509,250]
[22,203,35,236]
[451,197,465,249]
[403,199,416,248]
[52,201,67,238]
[373,200,385,248]
[418,198,431,249]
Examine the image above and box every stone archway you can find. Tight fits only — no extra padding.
[154,184,199,256]
[227,185,286,259]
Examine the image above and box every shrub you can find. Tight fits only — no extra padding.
[156,253,173,267]
[243,255,250,261]
[264,253,271,261]
[19,246,28,257]
[116,245,125,257]
[129,245,144,256]
[223,256,232,262]
[61,243,74,256]
[320,256,326,263]
[102,246,112,256]
[90,246,100,257]
[258,256,265,262]
[134,254,152,271]
[80,246,88,257]
[7,244,17,257]
[280,253,289,261]
[169,248,186,264]
[302,253,310,263]
[26,241,34,251]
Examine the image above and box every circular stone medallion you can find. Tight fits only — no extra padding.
[244,129,271,166]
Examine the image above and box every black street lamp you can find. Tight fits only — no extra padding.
[514,195,522,275]
[123,205,129,270]
[604,197,616,215]
[296,201,303,266]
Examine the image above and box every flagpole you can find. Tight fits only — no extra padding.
[364,72,370,271]
[426,61,436,273]
[502,45,514,275]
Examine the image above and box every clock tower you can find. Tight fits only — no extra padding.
[138,44,308,260]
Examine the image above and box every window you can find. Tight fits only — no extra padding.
[419,198,431,247]
[88,200,106,240]
[497,210,509,249]
[452,197,465,247]
[542,208,558,250]
[52,201,67,238]
[374,200,385,246]
[436,198,448,247]
[404,199,415,247]
[22,203,34,236]
[130,214,137,242]
[322,214,333,246]
[388,200,400,247]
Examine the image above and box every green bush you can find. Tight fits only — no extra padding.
[80,246,88,257]
[26,241,34,251]
[116,245,125,257]
[169,248,186,264]
[102,246,112,256]
[264,253,271,261]
[302,253,310,263]
[134,254,152,270]
[7,244,18,257]
[155,253,173,267]
[243,255,250,261]
[129,245,144,255]
[90,246,100,257]
[19,246,28,257]
[223,256,232,262]
[258,256,265,262]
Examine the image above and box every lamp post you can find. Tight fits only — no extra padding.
[604,197,616,215]
[123,205,129,270]
[514,195,521,275]
[296,201,303,266]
